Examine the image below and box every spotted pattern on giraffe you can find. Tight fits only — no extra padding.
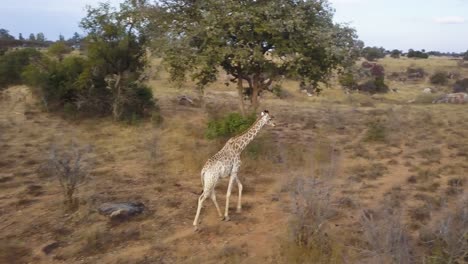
[193,110,275,230]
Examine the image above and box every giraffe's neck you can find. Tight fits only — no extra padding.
[234,116,268,152]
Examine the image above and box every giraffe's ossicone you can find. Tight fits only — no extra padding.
[193,110,276,231]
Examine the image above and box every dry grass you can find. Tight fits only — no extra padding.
[358,208,413,264]
[0,56,467,263]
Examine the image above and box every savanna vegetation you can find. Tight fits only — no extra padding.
[0,0,467,263]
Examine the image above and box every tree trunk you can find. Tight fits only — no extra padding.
[198,86,206,110]
[112,74,122,121]
[251,75,260,111]
[237,78,246,116]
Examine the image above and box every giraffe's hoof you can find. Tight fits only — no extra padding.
[222,216,231,221]
[236,208,242,213]
[194,226,201,232]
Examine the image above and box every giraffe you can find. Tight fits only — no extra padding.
[193,110,276,231]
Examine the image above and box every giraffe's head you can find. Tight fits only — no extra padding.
[261,110,276,127]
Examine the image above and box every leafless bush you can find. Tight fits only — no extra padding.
[358,208,413,264]
[285,176,341,263]
[47,141,92,209]
[426,194,468,263]
[420,194,468,262]
[145,132,159,164]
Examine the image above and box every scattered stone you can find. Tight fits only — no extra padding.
[98,202,145,220]
[422,88,433,94]
[42,241,60,255]
[177,95,195,106]
[432,93,468,104]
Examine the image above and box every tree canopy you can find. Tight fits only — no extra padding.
[361,46,386,61]
[153,0,360,110]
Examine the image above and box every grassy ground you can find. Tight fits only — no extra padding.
[0,56,466,263]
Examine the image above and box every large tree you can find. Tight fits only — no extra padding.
[80,0,152,120]
[36,32,46,42]
[0,29,15,40]
[154,0,360,112]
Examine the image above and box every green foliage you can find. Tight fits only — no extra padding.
[390,49,401,58]
[205,113,256,139]
[78,0,155,121]
[120,83,156,121]
[156,0,360,109]
[407,49,428,59]
[36,32,46,42]
[0,48,42,89]
[271,84,287,98]
[48,42,73,61]
[0,29,15,40]
[365,121,387,142]
[338,72,358,89]
[430,71,448,85]
[362,46,386,61]
[339,62,388,93]
[22,56,89,109]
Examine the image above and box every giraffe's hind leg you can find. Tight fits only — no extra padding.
[210,190,223,218]
[193,191,208,231]
[223,175,235,221]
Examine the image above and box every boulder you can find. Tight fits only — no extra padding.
[98,202,145,219]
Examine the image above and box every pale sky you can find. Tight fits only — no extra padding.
[0,0,467,52]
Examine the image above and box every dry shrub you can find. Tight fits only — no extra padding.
[422,195,468,263]
[364,120,387,142]
[218,245,248,264]
[409,205,431,223]
[46,141,92,209]
[418,147,442,163]
[283,177,342,263]
[348,163,388,181]
[358,208,413,264]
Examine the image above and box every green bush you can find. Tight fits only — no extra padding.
[22,56,88,110]
[357,77,389,94]
[430,71,448,85]
[0,48,42,89]
[120,83,156,121]
[365,121,387,142]
[23,56,156,120]
[205,113,256,139]
[338,72,358,89]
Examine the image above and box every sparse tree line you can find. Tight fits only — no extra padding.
[0,28,83,51]
[1,0,468,120]
[360,46,468,61]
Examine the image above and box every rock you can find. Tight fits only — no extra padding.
[177,95,195,106]
[42,241,60,255]
[422,88,433,94]
[432,93,468,104]
[98,202,145,219]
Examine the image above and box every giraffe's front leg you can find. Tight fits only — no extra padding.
[223,175,235,221]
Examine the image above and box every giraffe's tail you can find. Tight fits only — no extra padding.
[200,171,205,194]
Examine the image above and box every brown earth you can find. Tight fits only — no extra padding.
[0,57,467,264]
